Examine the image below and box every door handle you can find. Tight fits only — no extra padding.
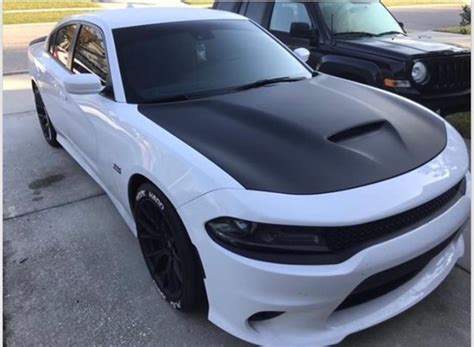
[56,85,67,101]
[59,90,68,101]
[51,81,67,101]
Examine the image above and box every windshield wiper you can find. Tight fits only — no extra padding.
[231,76,307,92]
[144,91,215,104]
[375,31,405,37]
[333,31,376,38]
[144,94,192,103]
[143,76,308,103]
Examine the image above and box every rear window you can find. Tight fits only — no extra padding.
[51,24,76,68]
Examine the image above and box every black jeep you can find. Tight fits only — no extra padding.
[213,0,471,115]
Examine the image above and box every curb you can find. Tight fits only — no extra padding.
[4,70,29,76]
[4,22,57,27]
[4,7,99,14]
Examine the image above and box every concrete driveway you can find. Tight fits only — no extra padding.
[3,73,471,346]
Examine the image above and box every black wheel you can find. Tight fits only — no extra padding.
[32,82,60,148]
[134,182,205,311]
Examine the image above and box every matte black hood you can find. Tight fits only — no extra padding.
[337,34,470,60]
[138,75,447,194]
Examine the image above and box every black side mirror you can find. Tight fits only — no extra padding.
[290,22,318,43]
[399,22,405,30]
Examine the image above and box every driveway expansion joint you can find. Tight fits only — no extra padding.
[4,109,37,116]
[3,192,106,221]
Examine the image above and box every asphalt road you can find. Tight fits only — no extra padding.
[3,23,52,74]
[390,5,463,31]
[3,72,471,346]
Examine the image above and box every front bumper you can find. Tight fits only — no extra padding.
[394,88,470,115]
[180,193,469,346]
[177,125,470,346]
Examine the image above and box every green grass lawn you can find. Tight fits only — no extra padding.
[4,9,97,24]
[3,1,98,11]
[436,25,471,34]
[185,0,463,6]
[382,0,467,5]
[184,0,468,9]
[185,0,468,8]
[186,0,466,4]
[446,112,471,139]
[183,0,213,5]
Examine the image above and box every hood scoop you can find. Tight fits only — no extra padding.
[328,121,386,143]
[328,120,409,165]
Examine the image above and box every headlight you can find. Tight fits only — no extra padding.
[411,61,429,84]
[205,217,331,254]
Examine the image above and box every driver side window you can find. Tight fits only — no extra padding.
[270,1,312,33]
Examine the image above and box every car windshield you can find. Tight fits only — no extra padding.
[318,1,404,37]
[113,20,312,103]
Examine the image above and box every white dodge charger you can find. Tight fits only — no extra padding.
[28,7,470,346]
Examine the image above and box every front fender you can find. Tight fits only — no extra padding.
[112,106,244,218]
[318,55,383,86]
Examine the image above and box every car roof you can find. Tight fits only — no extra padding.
[65,7,247,30]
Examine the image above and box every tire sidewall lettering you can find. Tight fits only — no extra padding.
[136,189,165,211]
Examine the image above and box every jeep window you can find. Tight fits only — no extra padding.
[245,2,268,23]
[270,1,312,33]
[319,2,403,37]
[113,20,311,104]
[213,1,241,12]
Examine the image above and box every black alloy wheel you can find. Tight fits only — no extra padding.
[32,83,60,147]
[134,183,205,311]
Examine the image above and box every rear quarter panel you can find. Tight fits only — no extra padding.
[28,40,71,137]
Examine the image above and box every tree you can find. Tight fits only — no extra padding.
[460,5,470,34]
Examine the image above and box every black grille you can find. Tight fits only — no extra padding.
[325,179,465,253]
[210,179,465,265]
[336,228,461,311]
[424,55,470,93]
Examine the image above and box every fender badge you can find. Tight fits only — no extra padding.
[113,164,122,174]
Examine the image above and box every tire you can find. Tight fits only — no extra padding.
[134,182,206,311]
[32,83,60,148]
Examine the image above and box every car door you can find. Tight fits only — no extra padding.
[66,23,113,173]
[41,23,78,139]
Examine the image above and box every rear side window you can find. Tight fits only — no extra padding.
[270,2,312,33]
[51,24,76,67]
[72,25,109,84]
